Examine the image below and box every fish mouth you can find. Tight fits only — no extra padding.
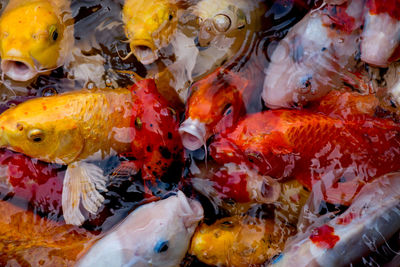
[1,59,37,82]
[130,40,158,65]
[247,174,281,203]
[179,118,207,151]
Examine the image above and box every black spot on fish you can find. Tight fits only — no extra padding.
[146,146,152,152]
[159,146,171,159]
[167,132,173,139]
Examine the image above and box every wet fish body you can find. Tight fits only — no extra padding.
[0,79,182,225]
[0,200,94,266]
[360,0,400,67]
[0,0,74,81]
[122,0,179,65]
[271,172,400,267]
[190,215,296,267]
[179,67,249,151]
[209,109,400,205]
[262,0,364,108]
[78,191,204,267]
[191,0,265,77]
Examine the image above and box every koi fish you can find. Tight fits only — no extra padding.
[270,172,400,267]
[0,79,182,225]
[384,62,400,108]
[122,0,179,65]
[78,191,204,267]
[209,109,400,206]
[0,149,64,215]
[0,200,95,266]
[360,0,400,67]
[0,0,74,82]
[190,0,265,78]
[262,0,364,108]
[179,67,249,151]
[189,215,296,267]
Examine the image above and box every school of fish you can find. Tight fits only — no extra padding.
[0,0,400,266]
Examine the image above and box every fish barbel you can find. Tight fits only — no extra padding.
[122,0,179,65]
[209,109,400,206]
[0,0,74,82]
[0,79,182,225]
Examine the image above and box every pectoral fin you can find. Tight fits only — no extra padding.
[62,161,108,225]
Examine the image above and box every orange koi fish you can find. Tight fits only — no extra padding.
[179,68,249,151]
[0,200,95,266]
[209,109,400,205]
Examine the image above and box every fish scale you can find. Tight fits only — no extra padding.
[210,109,400,205]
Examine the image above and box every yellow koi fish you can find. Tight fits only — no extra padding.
[190,0,265,77]
[0,88,133,225]
[122,0,179,65]
[190,215,296,267]
[0,0,74,82]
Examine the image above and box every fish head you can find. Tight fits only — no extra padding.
[0,1,69,81]
[0,97,83,164]
[179,68,247,151]
[194,0,247,47]
[122,0,178,65]
[78,191,204,267]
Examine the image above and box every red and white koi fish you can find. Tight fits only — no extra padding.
[262,0,364,108]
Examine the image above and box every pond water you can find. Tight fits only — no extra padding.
[0,0,399,266]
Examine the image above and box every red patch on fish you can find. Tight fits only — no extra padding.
[310,225,340,249]
[123,79,183,196]
[324,3,357,33]
[367,0,400,20]
[209,108,400,205]
[185,67,249,135]
[0,149,63,214]
[211,167,251,203]
[336,212,357,225]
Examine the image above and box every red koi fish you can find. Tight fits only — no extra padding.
[209,109,400,205]
[119,79,183,196]
[0,149,63,215]
[179,68,249,151]
[272,172,400,267]
[361,0,400,67]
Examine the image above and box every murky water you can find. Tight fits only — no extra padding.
[0,0,399,266]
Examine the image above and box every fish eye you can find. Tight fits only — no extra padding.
[169,14,173,21]
[213,14,231,32]
[49,25,58,41]
[154,240,169,253]
[28,129,44,143]
[220,220,234,229]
